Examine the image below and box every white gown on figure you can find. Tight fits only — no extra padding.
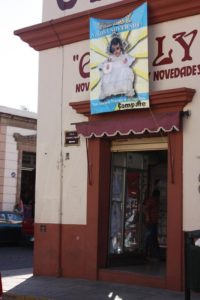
[99,53,135,100]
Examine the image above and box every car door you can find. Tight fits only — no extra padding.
[6,212,22,242]
[0,212,8,242]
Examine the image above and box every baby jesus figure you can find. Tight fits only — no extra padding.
[99,36,136,100]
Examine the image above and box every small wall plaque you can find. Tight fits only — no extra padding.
[65,131,79,146]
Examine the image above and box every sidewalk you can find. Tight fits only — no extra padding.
[1,268,200,300]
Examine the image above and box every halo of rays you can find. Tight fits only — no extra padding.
[90,27,148,92]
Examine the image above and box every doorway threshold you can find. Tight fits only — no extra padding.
[98,262,166,289]
[109,261,166,277]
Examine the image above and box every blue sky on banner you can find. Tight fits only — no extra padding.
[90,3,148,39]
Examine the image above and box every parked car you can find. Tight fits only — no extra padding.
[0,211,23,243]
[22,217,34,242]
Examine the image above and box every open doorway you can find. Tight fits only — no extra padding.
[108,150,167,277]
[20,151,36,219]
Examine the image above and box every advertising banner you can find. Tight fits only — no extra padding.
[90,2,149,114]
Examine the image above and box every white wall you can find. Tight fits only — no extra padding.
[36,44,88,224]
[62,41,89,224]
[42,0,123,21]
[3,126,36,211]
[35,48,63,224]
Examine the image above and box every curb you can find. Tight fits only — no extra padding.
[3,293,49,300]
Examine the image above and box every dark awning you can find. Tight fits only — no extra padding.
[75,111,181,138]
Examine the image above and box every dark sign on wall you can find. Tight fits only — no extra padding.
[65,131,80,146]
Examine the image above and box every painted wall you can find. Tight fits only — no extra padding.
[3,126,36,211]
[35,48,63,224]
[36,44,88,224]
[149,15,200,230]
[37,2,200,230]
[42,0,123,21]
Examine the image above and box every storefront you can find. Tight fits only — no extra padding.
[15,0,200,291]
[69,88,194,290]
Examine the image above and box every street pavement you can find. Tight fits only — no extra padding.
[1,268,200,300]
[0,245,33,271]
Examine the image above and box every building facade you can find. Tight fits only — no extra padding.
[15,0,200,291]
[0,106,37,211]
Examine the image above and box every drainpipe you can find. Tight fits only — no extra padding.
[58,43,64,277]
[50,20,65,277]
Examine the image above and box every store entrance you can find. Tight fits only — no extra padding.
[108,150,167,275]
[20,151,36,218]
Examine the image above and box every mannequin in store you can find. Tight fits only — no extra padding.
[144,189,160,259]
[110,168,123,253]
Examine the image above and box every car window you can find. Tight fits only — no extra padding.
[0,212,6,223]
